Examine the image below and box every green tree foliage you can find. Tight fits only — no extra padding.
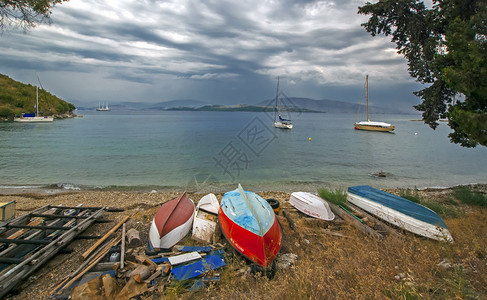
[359,0,487,147]
[0,0,68,31]
[0,73,75,119]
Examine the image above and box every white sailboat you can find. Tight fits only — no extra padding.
[96,101,110,111]
[273,76,293,129]
[354,75,394,132]
[13,74,54,122]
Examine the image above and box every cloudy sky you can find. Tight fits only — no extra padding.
[1,0,424,110]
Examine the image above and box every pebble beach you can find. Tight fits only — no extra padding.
[1,183,486,299]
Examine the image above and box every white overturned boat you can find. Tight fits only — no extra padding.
[347,185,453,242]
[289,192,335,221]
[192,193,219,243]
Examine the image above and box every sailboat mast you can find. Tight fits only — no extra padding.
[36,74,39,117]
[366,75,369,122]
[274,76,280,122]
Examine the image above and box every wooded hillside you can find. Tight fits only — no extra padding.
[0,73,75,120]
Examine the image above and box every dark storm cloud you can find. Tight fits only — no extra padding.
[0,0,422,107]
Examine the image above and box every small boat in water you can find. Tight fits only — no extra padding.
[149,193,195,250]
[273,76,293,129]
[354,75,394,132]
[219,184,282,268]
[192,193,219,243]
[347,185,453,242]
[96,101,111,111]
[13,74,54,123]
[289,192,335,221]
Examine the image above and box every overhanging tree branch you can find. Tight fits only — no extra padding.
[0,0,67,31]
[359,0,487,147]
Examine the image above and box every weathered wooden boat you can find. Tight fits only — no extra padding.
[149,193,195,250]
[219,184,282,268]
[347,185,453,242]
[192,193,219,243]
[289,192,335,221]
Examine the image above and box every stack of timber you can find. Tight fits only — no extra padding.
[0,205,123,298]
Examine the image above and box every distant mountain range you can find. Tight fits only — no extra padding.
[77,97,413,114]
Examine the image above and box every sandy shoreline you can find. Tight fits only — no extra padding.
[1,181,485,197]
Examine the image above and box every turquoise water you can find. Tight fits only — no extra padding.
[0,111,486,192]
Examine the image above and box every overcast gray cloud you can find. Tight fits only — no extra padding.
[0,0,423,110]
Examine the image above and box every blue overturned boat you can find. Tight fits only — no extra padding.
[347,185,453,242]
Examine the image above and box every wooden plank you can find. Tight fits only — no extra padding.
[0,257,23,264]
[0,208,106,299]
[91,262,120,272]
[47,205,125,212]
[120,223,126,270]
[282,209,297,231]
[144,265,163,283]
[5,224,73,230]
[5,219,44,240]
[0,204,50,231]
[55,234,122,295]
[347,203,401,237]
[0,238,51,245]
[80,216,129,261]
[29,213,92,219]
[327,202,383,239]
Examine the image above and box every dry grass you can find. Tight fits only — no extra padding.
[190,206,487,299]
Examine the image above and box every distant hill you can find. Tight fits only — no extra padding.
[77,99,210,111]
[164,97,411,114]
[167,104,317,112]
[76,94,413,114]
[0,74,76,120]
[258,97,409,114]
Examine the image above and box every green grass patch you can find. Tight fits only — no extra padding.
[399,188,457,218]
[422,200,457,218]
[318,188,348,209]
[453,186,487,207]
[399,189,421,203]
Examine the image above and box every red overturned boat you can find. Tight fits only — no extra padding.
[219,184,282,268]
[149,192,195,250]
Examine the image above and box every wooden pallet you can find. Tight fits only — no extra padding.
[0,205,123,298]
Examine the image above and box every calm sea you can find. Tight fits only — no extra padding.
[0,111,486,193]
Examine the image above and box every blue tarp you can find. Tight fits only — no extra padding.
[174,246,212,253]
[348,185,448,228]
[171,254,226,281]
[151,257,169,264]
[22,113,36,117]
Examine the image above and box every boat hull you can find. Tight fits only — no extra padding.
[347,185,453,242]
[289,192,335,221]
[13,116,54,122]
[273,121,293,129]
[149,193,195,249]
[354,122,394,132]
[219,185,282,268]
[192,194,219,243]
